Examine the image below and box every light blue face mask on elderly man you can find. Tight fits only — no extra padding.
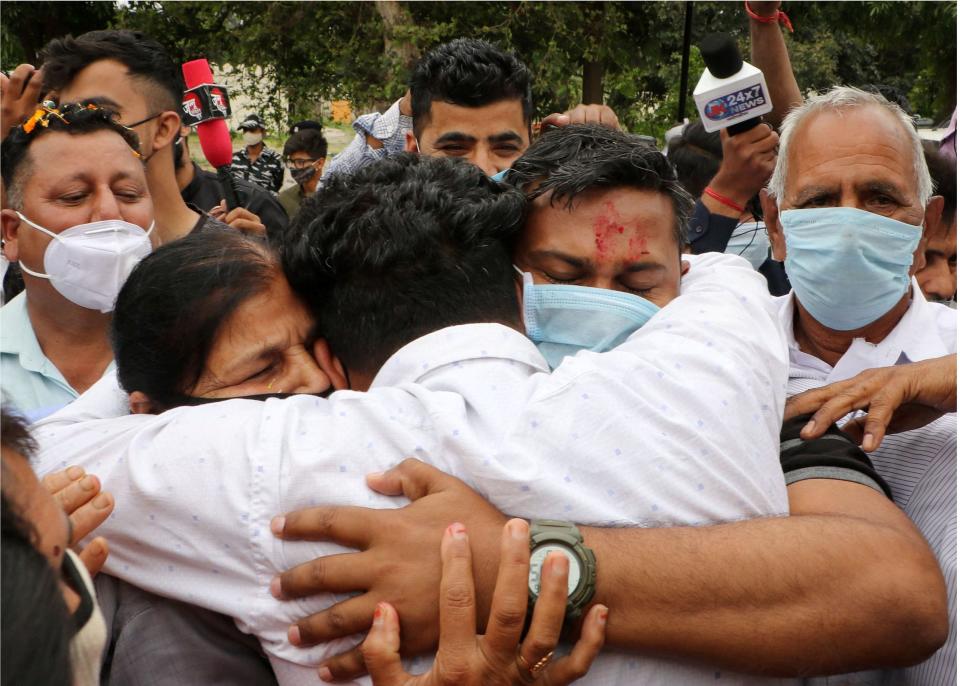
[515,267,661,369]
[780,206,923,331]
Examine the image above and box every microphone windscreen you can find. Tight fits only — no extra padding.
[700,33,743,79]
[196,119,234,168]
[181,58,234,168]
[182,58,214,89]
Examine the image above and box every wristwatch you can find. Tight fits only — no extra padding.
[528,520,597,620]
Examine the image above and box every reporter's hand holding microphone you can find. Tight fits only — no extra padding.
[695,32,779,218]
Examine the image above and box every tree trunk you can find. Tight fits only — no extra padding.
[375,0,419,71]
[582,60,605,105]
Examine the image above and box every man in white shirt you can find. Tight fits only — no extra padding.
[273,123,947,683]
[35,153,795,684]
[760,85,956,686]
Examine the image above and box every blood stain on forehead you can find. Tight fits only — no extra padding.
[593,201,626,258]
[592,201,651,260]
[628,233,650,260]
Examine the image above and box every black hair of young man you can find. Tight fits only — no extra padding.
[666,120,722,200]
[282,153,526,377]
[282,129,328,160]
[40,30,184,113]
[1,102,142,208]
[409,38,533,139]
[1,409,73,686]
[507,123,694,250]
[925,148,957,225]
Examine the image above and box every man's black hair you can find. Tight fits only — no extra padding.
[283,129,328,160]
[666,120,722,199]
[409,38,533,139]
[0,102,142,208]
[0,406,37,461]
[40,30,184,113]
[925,148,957,226]
[282,153,525,376]
[112,227,279,412]
[507,124,694,250]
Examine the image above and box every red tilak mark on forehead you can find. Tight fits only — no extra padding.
[594,202,627,258]
[627,231,650,259]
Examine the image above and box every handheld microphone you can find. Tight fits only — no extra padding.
[693,33,773,135]
[181,58,240,210]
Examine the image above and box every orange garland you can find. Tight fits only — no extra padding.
[18,103,141,158]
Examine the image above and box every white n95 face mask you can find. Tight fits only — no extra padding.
[16,212,154,313]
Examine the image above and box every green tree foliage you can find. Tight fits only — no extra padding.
[1,1,118,66]
[2,1,954,142]
[785,2,957,120]
[111,2,388,130]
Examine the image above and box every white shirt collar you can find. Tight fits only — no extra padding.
[372,322,549,388]
[779,278,956,384]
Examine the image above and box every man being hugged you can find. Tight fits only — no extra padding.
[35,150,793,683]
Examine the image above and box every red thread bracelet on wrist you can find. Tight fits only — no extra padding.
[744,1,794,32]
[704,187,747,213]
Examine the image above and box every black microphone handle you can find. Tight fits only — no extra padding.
[727,116,763,136]
[216,166,241,211]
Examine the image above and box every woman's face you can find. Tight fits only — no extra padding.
[186,272,331,399]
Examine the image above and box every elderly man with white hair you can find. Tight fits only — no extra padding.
[761,85,956,686]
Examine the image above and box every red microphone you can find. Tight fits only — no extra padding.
[182,58,240,209]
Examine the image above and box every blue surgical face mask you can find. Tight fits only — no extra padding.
[516,267,660,369]
[490,169,509,182]
[726,221,770,270]
[780,207,922,331]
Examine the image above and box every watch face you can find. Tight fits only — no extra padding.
[528,544,581,597]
